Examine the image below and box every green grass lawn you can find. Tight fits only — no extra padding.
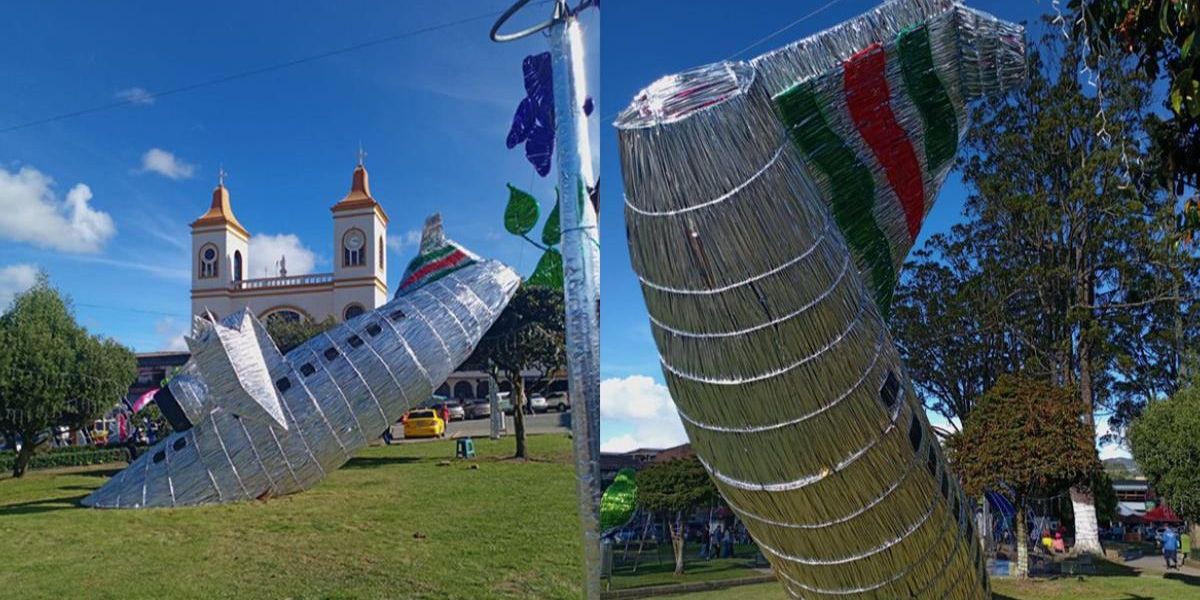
[663,559,1200,600]
[607,543,765,590]
[0,435,582,600]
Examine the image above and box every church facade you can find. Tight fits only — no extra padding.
[189,163,388,324]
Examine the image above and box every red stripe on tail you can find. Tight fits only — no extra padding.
[844,43,925,240]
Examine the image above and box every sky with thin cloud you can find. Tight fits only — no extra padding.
[600,0,1130,459]
[0,1,598,353]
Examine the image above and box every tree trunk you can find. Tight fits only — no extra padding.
[512,373,527,459]
[1070,486,1103,555]
[12,431,35,478]
[670,511,685,575]
[1072,262,1103,555]
[1015,504,1029,579]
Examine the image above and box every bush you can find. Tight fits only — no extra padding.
[0,446,129,473]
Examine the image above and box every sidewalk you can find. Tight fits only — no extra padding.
[1122,553,1200,577]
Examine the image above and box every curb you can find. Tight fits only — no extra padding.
[601,575,777,599]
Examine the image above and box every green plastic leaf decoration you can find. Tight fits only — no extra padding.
[527,248,563,289]
[542,196,561,246]
[600,468,638,534]
[504,184,539,236]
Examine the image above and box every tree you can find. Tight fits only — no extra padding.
[1071,0,1200,188]
[0,276,136,477]
[949,375,1100,578]
[466,284,564,458]
[264,314,337,354]
[1129,377,1200,526]
[904,24,1174,553]
[635,457,718,576]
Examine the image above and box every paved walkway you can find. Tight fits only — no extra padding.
[1123,553,1200,576]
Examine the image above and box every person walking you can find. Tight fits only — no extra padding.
[1162,526,1180,569]
[1181,526,1192,567]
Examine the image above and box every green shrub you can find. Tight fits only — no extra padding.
[0,446,129,472]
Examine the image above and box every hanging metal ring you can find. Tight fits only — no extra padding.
[490,0,566,43]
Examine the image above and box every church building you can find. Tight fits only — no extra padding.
[190,161,388,324]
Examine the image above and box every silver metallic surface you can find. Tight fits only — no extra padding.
[83,215,519,508]
[615,1,1024,597]
[549,15,603,600]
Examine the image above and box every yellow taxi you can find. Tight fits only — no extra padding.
[402,409,446,439]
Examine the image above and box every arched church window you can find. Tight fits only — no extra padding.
[343,303,365,321]
[233,250,243,282]
[343,229,365,267]
[453,381,474,399]
[378,236,385,269]
[199,245,219,279]
[264,309,303,325]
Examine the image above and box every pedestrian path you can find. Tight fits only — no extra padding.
[1122,553,1200,577]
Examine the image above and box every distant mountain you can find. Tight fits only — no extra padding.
[1104,457,1142,477]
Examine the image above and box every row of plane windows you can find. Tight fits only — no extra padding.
[274,309,407,394]
[872,369,987,592]
[148,309,409,467]
[152,435,189,464]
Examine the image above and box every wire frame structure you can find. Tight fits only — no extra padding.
[615,1,1025,597]
[83,214,520,508]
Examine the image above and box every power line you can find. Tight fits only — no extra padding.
[603,0,850,124]
[0,3,549,135]
[723,0,852,61]
[74,302,183,319]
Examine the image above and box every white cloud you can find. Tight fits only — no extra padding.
[139,148,195,180]
[154,317,189,351]
[600,375,688,452]
[0,166,116,254]
[115,87,155,105]
[0,264,38,311]
[248,234,317,278]
[387,229,422,253]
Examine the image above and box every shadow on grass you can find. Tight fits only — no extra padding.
[1164,572,1200,586]
[342,456,422,469]
[0,494,87,516]
[69,468,124,479]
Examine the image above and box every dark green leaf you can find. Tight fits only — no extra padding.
[504,184,539,236]
[541,197,561,246]
[527,249,563,289]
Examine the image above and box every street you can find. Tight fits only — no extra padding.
[391,410,572,442]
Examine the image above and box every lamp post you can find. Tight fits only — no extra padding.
[492,2,601,596]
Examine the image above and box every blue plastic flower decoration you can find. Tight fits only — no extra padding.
[506,52,555,177]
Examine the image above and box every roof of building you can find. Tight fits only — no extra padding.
[191,183,249,238]
[331,164,390,225]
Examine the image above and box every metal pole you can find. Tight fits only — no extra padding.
[548,13,602,598]
[492,4,600,595]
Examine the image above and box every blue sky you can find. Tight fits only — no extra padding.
[0,1,598,351]
[598,0,1132,458]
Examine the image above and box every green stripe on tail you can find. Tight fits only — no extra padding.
[775,83,896,314]
[897,25,960,174]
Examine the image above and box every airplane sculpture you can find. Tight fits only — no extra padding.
[83,214,519,508]
[616,0,1025,597]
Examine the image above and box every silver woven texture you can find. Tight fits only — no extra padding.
[83,216,520,508]
[616,1,1024,598]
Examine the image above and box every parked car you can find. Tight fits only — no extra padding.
[443,401,465,422]
[546,392,570,412]
[527,394,548,413]
[402,409,445,438]
[464,398,492,420]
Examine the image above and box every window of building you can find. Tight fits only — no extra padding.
[343,229,365,267]
[379,235,385,269]
[233,250,243,281]
[344,304,365,321]
[199,245,219,279]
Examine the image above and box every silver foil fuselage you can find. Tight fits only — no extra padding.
[83,260,519,508]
